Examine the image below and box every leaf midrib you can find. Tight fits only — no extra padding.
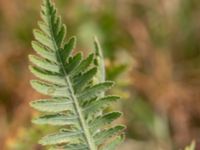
[45,6,96,150]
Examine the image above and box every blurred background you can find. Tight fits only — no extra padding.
[0,0,200,149]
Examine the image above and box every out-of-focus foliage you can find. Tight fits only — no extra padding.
[184,141,195,150]
[0,0,200,149]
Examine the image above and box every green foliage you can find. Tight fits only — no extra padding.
[29,0,124,149]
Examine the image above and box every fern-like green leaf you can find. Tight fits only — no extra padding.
[94,37,105,84]
[30,98,73,112]
[32,114,78,126]
[89,112,122,133]
[29,0,125,149]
